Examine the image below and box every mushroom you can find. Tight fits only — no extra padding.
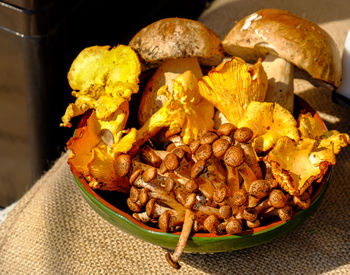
[222,9,342,111]
[130,165,186,212]
[140,145,163,167]
[166,209,195,269]
[239,142,262,180]
[261,205,293,221]
[114,153,132,177]
[255,189,289,215]
[216,123,236,137]
[133,212,151,223]
[129,17,224,125]
[193,203,232,220]
[226,218,243,235]
[293,192,311,210]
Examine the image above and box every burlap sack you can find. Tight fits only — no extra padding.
[1,0,350,274]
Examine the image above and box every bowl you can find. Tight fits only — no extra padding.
[71,95,332,253]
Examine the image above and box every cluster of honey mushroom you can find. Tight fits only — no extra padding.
[115,123,316,268]
[122,123,312,236]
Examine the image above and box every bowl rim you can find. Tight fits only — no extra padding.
[70,95,331,240]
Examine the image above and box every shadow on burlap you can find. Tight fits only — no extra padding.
[1,0,350,274]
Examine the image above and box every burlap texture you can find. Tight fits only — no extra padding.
[1,1,350,274]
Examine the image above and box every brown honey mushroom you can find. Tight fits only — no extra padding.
[193,203,232,220]
[246,218,261,229]
[158,210,185,232]
[213,186,227,203]
[190,160,206,179]
[263,205,293,221]
[249,179,278,199]
[242,207,258,222]
[212,138,231,158]
[142,167,158,183]
[163,153,180,171]
[189,139,200,154]
[141,145,162,168]
[223,146,245,167]
[233,127,254,143]
[167,134,185,147]
[226,218,243,235]
[139,188,149,206]
[199,131,219,145]
[203,215,220,233]
[268,189,288,208]
[195,143,212,161]
[185,179,198,193]
[114,154,132,177]
[293,191,311,210]
[217,123,236,136]
[129,186,140,202]
[254,189,289,214]
[130,168,186,212]
[231,189,248,207]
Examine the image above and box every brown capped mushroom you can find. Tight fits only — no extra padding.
[142,167,158,183]
[246,218,261,228]
[226,218,243,235]
[269,189,288,209]
[130,18,224,68]
[140,145,162,168]
[163,153,180,171]
[223,145,244,167]
[193,203,232,220]
[114,154,132,177]
[130,18,224,125]
[212,138,231,158]
[234,127,253,143]
[293,192,311,210]
[249,179,273,199]
[216,123,236,136]
[261,205,293,221]
[133,212,151,223]
[222,9,342,111]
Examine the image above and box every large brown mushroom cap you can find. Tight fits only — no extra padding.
[222,9,342,87]
[129,17,224,66]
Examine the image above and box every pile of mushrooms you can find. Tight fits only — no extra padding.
[123,11,343,269]
[120,123,316,269]
[61,11,347,270]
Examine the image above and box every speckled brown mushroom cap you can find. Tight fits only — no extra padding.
[129,17,224,66]
[222,9,342,87]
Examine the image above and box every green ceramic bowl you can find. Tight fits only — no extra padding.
[72,96,332,253]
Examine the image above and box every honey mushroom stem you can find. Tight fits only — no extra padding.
[238,162,258,192]
[166,209,195,269]
[226,165,240,195]
[131,169,186,212]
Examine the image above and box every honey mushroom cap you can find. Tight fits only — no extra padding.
[129,17,224,67]
[222,8,342,87]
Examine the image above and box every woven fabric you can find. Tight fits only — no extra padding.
[1,1,350,274]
